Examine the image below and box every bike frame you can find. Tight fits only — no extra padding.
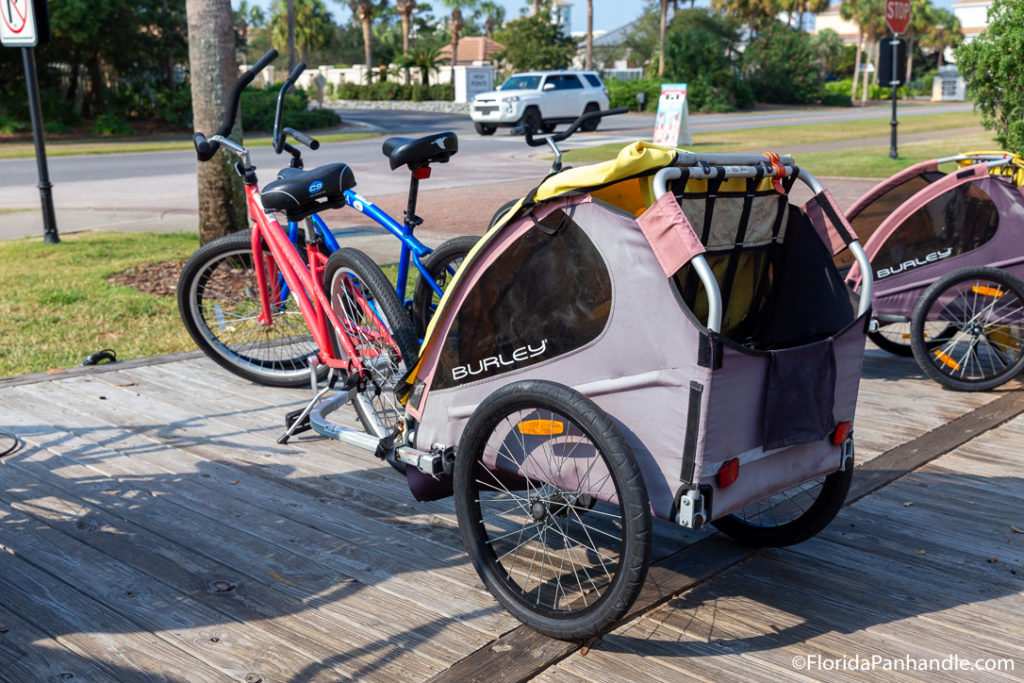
[243,181,401,375]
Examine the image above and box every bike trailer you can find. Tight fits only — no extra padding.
[843,152,1024,318]
[399,142,873,527]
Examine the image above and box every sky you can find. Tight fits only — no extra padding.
[234,0,962,40]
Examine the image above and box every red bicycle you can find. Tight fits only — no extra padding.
[190,50,418,449]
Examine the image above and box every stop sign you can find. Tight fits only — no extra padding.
[885,0,911,34]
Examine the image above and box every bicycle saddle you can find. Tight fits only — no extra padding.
[381,132,458,171]
[261,163,356,221]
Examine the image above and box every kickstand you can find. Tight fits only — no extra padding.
[277,359,337,445]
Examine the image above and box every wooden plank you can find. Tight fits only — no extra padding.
[0,508,232,681]
[0,396,516,638]
[0,602,122,683]
[0,350,204,390]
[0,460,478,680]
[847,388,1024,503]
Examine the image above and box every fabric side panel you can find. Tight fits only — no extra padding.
[635,191,706,278]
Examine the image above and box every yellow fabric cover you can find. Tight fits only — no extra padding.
[957,151,1024,187]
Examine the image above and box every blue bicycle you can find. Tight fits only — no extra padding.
[177,62,476,387]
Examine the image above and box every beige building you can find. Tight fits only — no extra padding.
[952,0,992,44]
[811,3,860,44]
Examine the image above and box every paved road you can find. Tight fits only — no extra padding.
[0,101,975,241]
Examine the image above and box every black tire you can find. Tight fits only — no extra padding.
[712,453,853,548]
[323,248,419,468]
[869,321,954,357]
[177,230,325,388]
[910,266,1024,391]
[488,199,519,229]
[519,107,542,134]
[411,235,478,338]
[474,122,496,136]
[454,380,652,640]
[579,103,601,132]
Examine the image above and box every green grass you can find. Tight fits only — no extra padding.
[0,232,198,377]
[563,111,988,173]
[793,133,999,178]
[0,132,377,160]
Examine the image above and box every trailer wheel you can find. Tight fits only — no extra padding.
[712,452,853,548]
[911,266,1024,391]
[454,380,651,640]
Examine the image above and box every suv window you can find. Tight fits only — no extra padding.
[583,74,602,88]
[501,75,541,90]
[544,75,583,91]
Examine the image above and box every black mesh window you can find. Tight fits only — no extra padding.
[848,173,941,244]
[872,181,999,281]
[433,211,612,390]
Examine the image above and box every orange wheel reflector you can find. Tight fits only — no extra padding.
[972,285,1004,297]
[717,457,740,488]
[901,333,911,340]
[933,349,961,370]
[517,419,564,436]
[832,420,852,445]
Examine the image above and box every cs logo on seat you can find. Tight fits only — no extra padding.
[308,181,324,195]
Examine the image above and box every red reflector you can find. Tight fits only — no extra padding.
[717,457,739,488]
[832,421,852,445]
[413,166,431,179]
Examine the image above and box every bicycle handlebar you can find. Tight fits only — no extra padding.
[274,61,306,153]
[284,127,320,150]
[521,106,629,147]
[194,48,279,161]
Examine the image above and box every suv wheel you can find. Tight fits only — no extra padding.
[580,103,601,132]
[474,122,496,136]
[519,107,542,134]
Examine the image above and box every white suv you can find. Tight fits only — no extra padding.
[470,71,610,136]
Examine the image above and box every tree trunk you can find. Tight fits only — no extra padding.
[861,39,873,104]
[585,0,593,70]
[287,0,296,71]
[905,37,914,85]
[851,31,863,105]
[362,18,373,77]
[401,12,411,85]
[531,0,539,16]
[658,0,667,77]
[450,34,459,84]
[186,0,247,245]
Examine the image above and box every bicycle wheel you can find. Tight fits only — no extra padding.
[177,230,324,387]
[323,247,419,447]
[712,455,853,548]
[454,380,651,640]
[411,235,478,338]
[910,266,1024,391]
[869,321,953,357]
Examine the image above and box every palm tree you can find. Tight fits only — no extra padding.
[921,8,962,68]
[440,0,476,84]
[841,0,885,104]
[658,0,667,76]
[185,0,246,244]
[287,0,296,69]
[234,1,266,61]
[476,0,505,39]
[397,0,417,83]
[397,41,449,85]
[349,0,376,77]
[271,0,334,64]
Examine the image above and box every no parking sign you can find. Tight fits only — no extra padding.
[1,0,37,47]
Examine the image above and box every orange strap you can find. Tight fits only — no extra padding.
[762,153,786,194]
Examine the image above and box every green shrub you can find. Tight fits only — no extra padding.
[821,93,852,107]
[156,85,194,129]
[662,11,753,112]
[744,23,824,104]
[91,113,134,136]
[43,120,72,133]
[0,116,24,134]
[241,85,341,133]
[605,77,667,112]
[325,82,454,102]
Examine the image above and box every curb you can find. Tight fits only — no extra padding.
[326,99,471,114]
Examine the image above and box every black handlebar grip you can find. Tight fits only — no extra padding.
[284,127,320,150]
[285,61,307,87]
[216,48,279,138]
[193,132,217,162]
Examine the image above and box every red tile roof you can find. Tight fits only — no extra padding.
[439,37,505,64]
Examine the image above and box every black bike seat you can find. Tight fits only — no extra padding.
[381,132,458,171]
[261,163,356,221]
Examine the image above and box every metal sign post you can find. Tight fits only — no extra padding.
[884,0,911,160]
[2,0,59,243]
[889,36,900,159]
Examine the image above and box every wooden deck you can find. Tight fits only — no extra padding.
[0,347,1021,682]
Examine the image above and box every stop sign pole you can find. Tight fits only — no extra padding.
[885,0,911,159]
